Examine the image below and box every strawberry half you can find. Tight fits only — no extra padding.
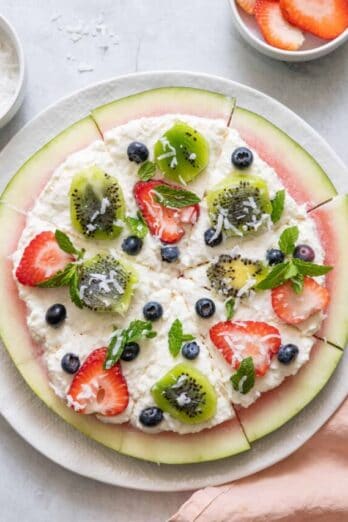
[67,348,129,416]
[134,180,200,243]
[280,0,348,40]
[209,320,281,377]
[236,0,257,15]
[255,0,305,51]
[15,231,74,286]
[272,276,329,325]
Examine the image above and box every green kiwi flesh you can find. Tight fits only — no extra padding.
[206,174,272,237]
[154,121,210,184]
[151,363,217,424]
[207,254,266,298]
[78,253,137,313]
[70,166,125,239]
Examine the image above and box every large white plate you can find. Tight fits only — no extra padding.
[0,71,347,492]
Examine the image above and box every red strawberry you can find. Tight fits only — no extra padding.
[16,231,74,286]
[255,0,304,51]
[209,320,281,377]
[280,0,348,40]
[236,0,257,15]
[67,348,129,416]
[272,276,329,325]
[134,180,200,243]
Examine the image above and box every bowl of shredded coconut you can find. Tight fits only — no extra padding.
[0,15,25,128]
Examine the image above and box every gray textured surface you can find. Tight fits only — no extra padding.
[0,1,347,521]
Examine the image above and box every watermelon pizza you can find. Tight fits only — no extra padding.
[0,87,346,464]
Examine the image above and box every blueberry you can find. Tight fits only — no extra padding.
[46,304,67,326]
[231,147,253,169]
[61,353,80,374]
[277,344,299,365]
[204,228,223,247]
[195,298,216,319]
[121,342,140,362]
[122,236,143,256]
[161,246,179,263]
[182,341,200,360]
[143,301,163,321]
[293,244,315,262]
[139,407,164,427]
[127,141,149,164]
[266,249,285,266]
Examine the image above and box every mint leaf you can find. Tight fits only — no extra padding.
[284,260,298,279]
[105,320,156,369]
[271,190,285,223]
[154,185,201,209]
[291,273,304,294]
[125,212,148,239]
[168,318,195,357]
[292,258,333,276]
[231,357,255,394]
[37,263,77,288]
[225,298,235,320]
[138,161,156,181]
[255,262,291,290]
[55,230,85,259]
[278,226,299,255]
[69,269,83,308]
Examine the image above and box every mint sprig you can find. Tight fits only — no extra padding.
[105,320,157,369]
[225,298,235,320]
[138,161,156,181]
[55,229,85,260]
[125,212,148,239]
[271,190,285,223]
[153,185,201,209]
[278,226,299,255]
[168,318,195,357]
[257,226,333,291]
[231,357,255,394]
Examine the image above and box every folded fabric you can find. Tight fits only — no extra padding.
[170,397,348,522]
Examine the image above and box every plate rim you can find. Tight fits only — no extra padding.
[0,70,347,492]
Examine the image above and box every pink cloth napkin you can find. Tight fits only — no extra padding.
[170,397,348,522]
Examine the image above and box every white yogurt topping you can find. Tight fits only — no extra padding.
[12,115,327,432]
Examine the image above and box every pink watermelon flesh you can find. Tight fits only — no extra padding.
[92,86,235,135]
[308,195,348,349]
[0,117,101,215]
[236,339,342,442]
[232,107,337,209]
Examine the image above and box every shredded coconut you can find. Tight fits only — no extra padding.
[0,36,19,117]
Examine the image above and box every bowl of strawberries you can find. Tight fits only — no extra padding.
[230,0,348,61]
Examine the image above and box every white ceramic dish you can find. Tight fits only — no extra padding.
[0,71,347,492]
[230,0,348,62]
[0,15,25,128]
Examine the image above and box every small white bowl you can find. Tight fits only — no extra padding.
[0,15,25,128]
[230,0,348,62]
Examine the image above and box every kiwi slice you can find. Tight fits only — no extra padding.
[151,363,217,424]
[207,254,266,298]
[70,166,125,239]
[154,121,209,184]
[78,253,137,313]
[206,174,272,237]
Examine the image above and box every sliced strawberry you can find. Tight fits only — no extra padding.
[236,0,257,15]
[272,276,329,325]
[67,347,129,416]
[15,231,74,286]
[280,0,348,40]
[134,180,200,243]
[209,320,281,377]
[255,0,304,51]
